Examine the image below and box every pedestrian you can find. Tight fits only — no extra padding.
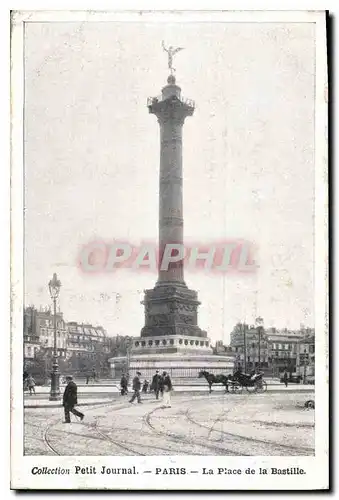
[161,371,173,408]
[283,369,288,388]
[152,370,162,399]
[142,380,149,394]
[129,371,142,404]
[120,373,128,396]
[159,373,164,397]
[23,371,29,393]
[62,375,84,423]
[27,374,36,395]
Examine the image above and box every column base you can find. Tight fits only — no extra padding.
[49,394,61,401]
[141,284,207,339]
[49,368,61,401]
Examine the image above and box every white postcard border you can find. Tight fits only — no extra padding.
[10,9,328,490]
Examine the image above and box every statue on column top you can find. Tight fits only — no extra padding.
[162,41,184,75]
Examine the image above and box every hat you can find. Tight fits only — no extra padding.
[162,371,167,375]
[65,375,73,380]
[156,370,159,373]
[136,371,141,375]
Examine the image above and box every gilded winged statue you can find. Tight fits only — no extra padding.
[162,41,184,74]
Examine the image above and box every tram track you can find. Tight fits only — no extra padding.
[41,398,195,456]
[42,400,140,456]
[143,406,245,456]
[185,409,315,456]
[34,393,314,457]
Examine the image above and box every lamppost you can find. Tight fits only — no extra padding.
[254,317,265,372]
[125,338,132,382]
[48,273,62,401]
[303,348,308,384]
[243,323,248,373]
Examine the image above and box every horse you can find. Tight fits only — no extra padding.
[198,370,230,394]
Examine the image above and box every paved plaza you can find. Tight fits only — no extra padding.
[25,391,314,456]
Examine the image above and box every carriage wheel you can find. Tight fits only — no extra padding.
[256,380,267,393]
[230,382,243,394]
[246,384,258,393]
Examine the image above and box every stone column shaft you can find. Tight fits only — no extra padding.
[158,117,184,284]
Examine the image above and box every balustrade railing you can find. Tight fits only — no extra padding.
[147,95,195,109]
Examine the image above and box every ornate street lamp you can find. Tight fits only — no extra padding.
[48,273,62,401]
[255,318,264,371]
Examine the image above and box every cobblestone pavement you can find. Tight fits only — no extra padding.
[24,392,315,456]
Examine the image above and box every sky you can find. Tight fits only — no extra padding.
[24,20,315,343]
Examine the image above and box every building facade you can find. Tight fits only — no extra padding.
[267,327,315,377]
[23,306,110,368]
[230,323,269,371]
[66,322,110,360]
[23,306,41,361]
[230,323,315,377]
[24,306,68,361]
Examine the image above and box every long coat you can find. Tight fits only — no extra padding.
[152,374,161,390]
[132,376,141,391]
[63,381,78,407]
[162,375,172,391]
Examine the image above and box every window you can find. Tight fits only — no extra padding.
[155,340,160,346]
[205,342,209,347]
[278,344,282,350]
[27,347,32,356]
[200,341,204,346]
[190,340,194,345]
[170,339,174,345]
[148,340,153,346]
[184,340,188,345]
[162,340,167,345]
[135,341,139,347]
[195,340,199,345]
[179,339,183,345]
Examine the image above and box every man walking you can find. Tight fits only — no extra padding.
[162,371,173,408]
[26,374,36,395]
[120,373,128,395]
[129,371,142,404]
[63,375,84,423]
[282,369,289,388]
[152,370,162,400]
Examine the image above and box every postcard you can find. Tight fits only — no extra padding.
[10,8,328,490]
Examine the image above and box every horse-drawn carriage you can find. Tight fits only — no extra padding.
[198,370,267,394]
[227,370,267,394]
